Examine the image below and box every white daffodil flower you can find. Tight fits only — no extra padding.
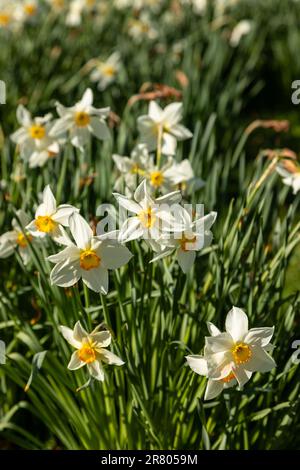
[112,144,149,194]
[26,185,78,244]
[144,156,176,193]
[137,101,193,155]
[0,210,35,265]
[204,307,276,388]
[60,321,124,381]
[186,355,237,400]
[49,88,110,150]
[48,212,133,293]
[153,208,217,273]
[90,52,121,91]
[114,150,175,194]
[16,0,39,23]
[0,1,16,29]
[11,105,60,168]
[113,179,181,251]
[113,145,204,196]
[276,164,300,194]
[127,12,158,43]
[163,159,205,194]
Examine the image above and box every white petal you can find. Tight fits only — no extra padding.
[118,218,143,242]
[87,360,105,381]
[204,379,224,401]
[43,185,57,214]
[98,349,124,366]
[203,211,218,231]
[50,260,80,287]
[51,225,74,246]
[73,321,89,342]
[150,248,175,263]
[71,127,90,149]
[69,212,93,249]
[232,365,252,387]
[80,88,93,108]
[186,355,208,376]
[148,101,163,121]
[89,106,110,118]
[244,327,275,348]
[11,128,29,145]
[112,154,132,172]
[68,351,85,370]
[245,345,276,373]
[206,351,233,379]
[99,241,133,270]
[225,306,249,342]
[207,322,221,336]
[82,266,109,294]
[134,179,149,204]
[162,102,182,126]
[205,333,233,354]
[137,116,157,151]
[113,193,141,214]
[59,326,81,348]
[171,123,193,140]
[52,205,78,226]
[161,133,177,156]
[90,330,111,348]
[156,190,182,205]
[0,239,15,258]
[49,116,73,136]
[89,117,110,140]
[47,245,80,264]
[16,104,31,127]
[177,249,196,273]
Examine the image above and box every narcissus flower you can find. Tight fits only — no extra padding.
[19,0,39,21]
[137,101,193,155]
[112,144,149,194]
[48,212,133,293]
[0,210,35,265]
[113,145,204,196]
[113,179,181,251]
[186,307,276,399]
[163,159,205,194]
[11,105,60,167]
[60,321,124,381]
[50,88,110,149]
[26,185,78,244]
[0,1,16,29]
[127,12,158,43]
[90,52,121,91]
[154,208,217,273]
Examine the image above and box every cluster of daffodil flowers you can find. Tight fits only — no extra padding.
[10,88,110,168]
[0,0,253,52]
[0,88,278,395]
